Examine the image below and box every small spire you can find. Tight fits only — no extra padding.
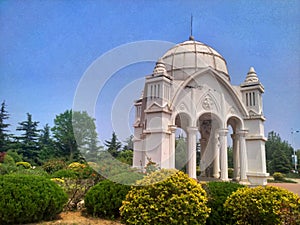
[189,14,195,41]
[244,66,259,83]
[153,59,167,76]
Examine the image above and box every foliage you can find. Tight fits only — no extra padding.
[38,124,57,162]
[105,132,122,157]
[116,149,133,165]
[42,158,67,173]
[0,174,68,225]
[273,172,285,181]
[224,186,300,225]
[12,167,49,177]
[16,113,40,164]
[203,181,245,225]
[0,101,10,152]
[108,171,144,185]
[145,157,160,174]
[228,168,234,178]
[266,131,293,174]
[52,110,79,161]
[85,179,131,219]
[6,149,22,162]
[51,164,103,210]
[16,161,31,169]
[175,137,187,171]
[72,111,101,160]
[0,154,17,175]
[120,169,211,225]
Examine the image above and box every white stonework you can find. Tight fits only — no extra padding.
[133,37,269,185]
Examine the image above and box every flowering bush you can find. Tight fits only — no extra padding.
[120,169,211,225]
[224,186,300,225]
[16,161,31,169]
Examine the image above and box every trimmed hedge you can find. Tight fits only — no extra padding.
[120,169,211,225]
[0,174,68,224]
[224,185,300,225]
[85,179,130,219]
[204,181,245,225]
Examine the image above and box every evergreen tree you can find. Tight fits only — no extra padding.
[266,131,293,174]
[52,110,100,162]
[123,135,134,151]
[104,132,122,157]
[52,110,79,161]
[38,124,57,162]
[0,101,10,152]
[72,111,101,161]
[16,113,40,164]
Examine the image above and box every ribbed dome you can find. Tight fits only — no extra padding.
[161,39,229,80]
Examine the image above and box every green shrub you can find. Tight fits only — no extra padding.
[108,171,144,185]
[224,186,300,225]
[273,172,285,181]
[228,168,234,178]
[120,169,210,225]
[6,150,23,163]
[85,179,130,218]
[52,169,78,179]
[12,167,49,177]
[42,159,67,174]
[16,161,31,169]
[0,154,17,175]
[0,174,68,224]
[204,181,244,225]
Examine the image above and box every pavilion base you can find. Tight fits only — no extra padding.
[247,172,269,186]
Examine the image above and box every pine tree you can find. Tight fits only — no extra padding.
[52,110,79,161]
[16,113,40,164]
[0,101,10,152]
[104,132,122,157]
[38,124,57,162]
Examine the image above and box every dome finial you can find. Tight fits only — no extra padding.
[189,14,194,40]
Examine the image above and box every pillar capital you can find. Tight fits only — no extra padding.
[168,125,177,133]
[187,126,198,133]
[237,129,248,137]
[218,128,228,136]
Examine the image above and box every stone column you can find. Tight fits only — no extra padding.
[213,132,220,178]
[219,129,229,181]
[168,125,177,169]
[231,133,240,181]
[238,130,248,181]
[200,137,207,177]
[187,126,198,179]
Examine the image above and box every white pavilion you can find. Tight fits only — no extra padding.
[132,36,269,185]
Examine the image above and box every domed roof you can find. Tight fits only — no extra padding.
[161,38,229,80]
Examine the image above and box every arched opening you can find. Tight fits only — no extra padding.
[174,113,191,174]
[227,116,242,181]
[197,113,222,179]
[175,128,187,172]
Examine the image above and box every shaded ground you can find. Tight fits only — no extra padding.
[268,179,300,196]
[32,211,123,225]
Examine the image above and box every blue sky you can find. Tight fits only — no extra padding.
[0,1,299,150]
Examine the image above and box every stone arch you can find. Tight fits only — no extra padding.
[197,112,222,179]
[173,112,192,132]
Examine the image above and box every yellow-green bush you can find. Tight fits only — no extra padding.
[120,169,211,225]
[273,172,285,181]
[224,186,300,225]
[16,161,31,169]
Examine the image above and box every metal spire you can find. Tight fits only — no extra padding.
[189,14,194,40]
